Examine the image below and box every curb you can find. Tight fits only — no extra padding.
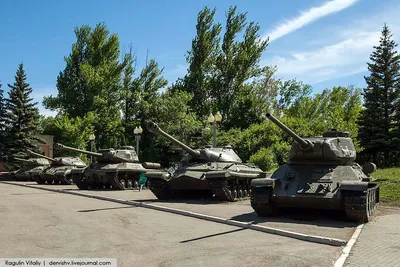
[333,224,364,267]
[1,181,348,247]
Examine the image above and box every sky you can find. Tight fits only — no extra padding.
[1,0,399,117]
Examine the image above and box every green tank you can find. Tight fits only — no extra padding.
[250,113,380,223]
[27,150,87,185]
[9,157,51,182]
[54,143,162,190]
[145,122,268,201]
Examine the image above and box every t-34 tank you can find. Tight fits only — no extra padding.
[54,143,162,190]
[27,149,87,185]
[145,122,267,201]
[10,157,51,181]
[250,113,380,222]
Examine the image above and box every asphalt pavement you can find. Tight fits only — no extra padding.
[0,182,345,267]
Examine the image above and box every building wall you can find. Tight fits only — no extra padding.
[34,134,54,158]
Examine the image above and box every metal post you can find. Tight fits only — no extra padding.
[90,140,94,163]
[135,135,141,155]
[213,123,217,147]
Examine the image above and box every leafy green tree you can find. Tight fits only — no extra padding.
[5,63,41,158]
[40,113,96,162]
[182,6,222,118]
[211,6,269,129]
[358,24,400,165]
[142,89,203,166]
[43,23,129,148]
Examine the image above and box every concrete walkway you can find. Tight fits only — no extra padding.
[344,207,400,267]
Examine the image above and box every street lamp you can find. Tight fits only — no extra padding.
[208,111,222,147]
[89,134,96,163]
[134,126,143,155]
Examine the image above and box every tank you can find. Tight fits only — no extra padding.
[250,113,380,223]
[54,143,162,190]
[145,122,268,201]
[9,157,51,182]
[27,150,87,185]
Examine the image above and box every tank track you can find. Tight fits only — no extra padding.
[72,174,89,190]
[148,179,173,200]
[207,178,251,202]
[250,186,276,216]
[343,184,379,223]
[59,175,74,185]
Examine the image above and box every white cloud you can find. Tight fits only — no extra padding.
[31,87,58,117]
[263,6,400,85]
[263,0,359,42]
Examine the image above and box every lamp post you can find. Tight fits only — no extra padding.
[208,111,222,147]
[134,126,143,155]
[89,134,96,163]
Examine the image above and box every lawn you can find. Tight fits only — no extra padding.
[373,168,400,207]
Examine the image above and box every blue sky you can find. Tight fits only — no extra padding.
[1,0,399,116]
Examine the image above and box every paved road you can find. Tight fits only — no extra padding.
[344,208,400,267]
[23,182,358,241]
[0,182,343,267]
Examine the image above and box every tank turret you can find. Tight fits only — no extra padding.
[265,113,356,165]
[147,122,242,163]
[14,157,51,165]
[54,143,139,163]
[27,149,86,167]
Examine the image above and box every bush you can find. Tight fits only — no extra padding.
[249,147,278,171]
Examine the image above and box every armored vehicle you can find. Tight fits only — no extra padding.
[250,113,380,223]
[54,143,162,190]
[27,150,87,185]
[145,122,267,201]
[9,157,51,182]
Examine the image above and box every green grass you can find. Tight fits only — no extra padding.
[373,168,400,207]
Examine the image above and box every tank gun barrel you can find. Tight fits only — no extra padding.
[14,157,32,163]
[265,113,312,150]
[54,143,102,157]
[146,122,201,158]
[26,149,56,162]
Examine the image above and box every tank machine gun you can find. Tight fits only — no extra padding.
[250,113,380,222]
[145,122,268,201]
[54,143,162,190]
[26,149,86,185]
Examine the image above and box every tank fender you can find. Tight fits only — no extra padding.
[250,178,275,188]
[339,180,369,191]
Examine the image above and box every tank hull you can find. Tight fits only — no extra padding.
[146,162,268,201]
[250,164,380,222]
[12,165,50,182]
[70,162,159,190]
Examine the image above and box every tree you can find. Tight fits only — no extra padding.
[211,6,269,129]
[0,82,8,160]
[358,24,400,165]
[182,6,222,118]
[43,23,130,148]
[5,63,41,158]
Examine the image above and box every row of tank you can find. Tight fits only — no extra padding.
[8,113,380,223]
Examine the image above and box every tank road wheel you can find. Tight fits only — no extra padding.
[34,176,46,185]
[250,187,276,217]
[119,179,126,189]
[126,179,133,189]
[343,184,379,223]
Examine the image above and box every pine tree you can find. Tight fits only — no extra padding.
[6,63,41,158]
[358,24,400,165]
[0,82,9,160]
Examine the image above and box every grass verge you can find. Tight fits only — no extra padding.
[373,168,400,207]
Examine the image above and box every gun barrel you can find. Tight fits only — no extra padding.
[146,122,201,158]
[54,143,103,157]
[14,157,32,163]
[265,113,310,149]
[26,150,56,162]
